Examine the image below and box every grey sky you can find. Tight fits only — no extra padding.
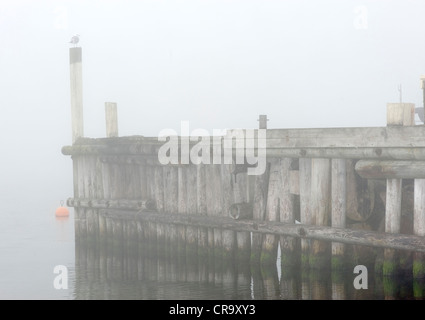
[1,0,425,207]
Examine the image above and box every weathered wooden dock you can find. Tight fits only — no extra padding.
[63,47,425,278]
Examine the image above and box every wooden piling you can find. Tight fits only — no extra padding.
[251,163,270,264]
[185,165,198,262]
[299,158,312,268]
[232,170,251,263]
[331,159,347,270]
[310,158,331,269]
[221,164,236,262]
[105,102,118,137]
[69,47,84,144]
[261,159,280,266]
[279,158,297,269]
[414,179,425,279]
[384,102,414,276]
[196,164,208,262]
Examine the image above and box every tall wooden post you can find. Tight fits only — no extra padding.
[384,102,414,275]
[105,102,118,137]
[258,115,268,129]
[331,159,346,270]
[279,158,297,269]
[299,158,312,268]
[261,158,280,266]
[69,47,84,144]
[70,47,84,242]
[310,158,331,269]
[414,77,425,282]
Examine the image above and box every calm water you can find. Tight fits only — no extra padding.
[1,200,424,300]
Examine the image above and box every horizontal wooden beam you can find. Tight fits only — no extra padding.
[265,126,425,148]
[99,209,425,253]
[355,160,425,179]
[62,126,425,161]
[63,144,425,162]
[67,198,156,211]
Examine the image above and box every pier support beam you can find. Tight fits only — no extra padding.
[299,158,312,268]
[331,159,346,270]
[310,158,331,269]
[414,179,425,280]
[384,102,415,276]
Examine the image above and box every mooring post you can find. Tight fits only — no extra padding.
[414,77,425,282]
[414,179,425,281]
[99,102,118,242]
[258,114,269,129]
[261,158,281,266]
[310,158,331,269]
[105,102,118,137]
[331,158,347,270]
[69,47,84,144]
[299,158,312,268]
[384,102,415,276]
[251,163,270,264]
[279,158,297,269]
[69,47,84,241]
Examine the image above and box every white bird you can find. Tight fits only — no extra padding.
[69,34,80,47]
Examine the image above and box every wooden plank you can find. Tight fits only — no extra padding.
[331,159,347,266]
[139,165,148,199]
[185,165,199,261]
[154,166,164,212]
[63,144,425,161]
[163,166,178,213]
[356,160,425,179]
[251,162,270,264]
[289,170,299,195]
[414,179,425,278]
[265,147,425,160]
[196,164,207,214]
[265,126,425,148]
[414,179,425,237]
[186,165,198,214]
[299,158,312,261]
[231,167,251,262]
[178,166,188,214]
[310,158,331,268]
[221,164,236,260]
[105,102,118,137]
[279,158,297,268]
[261,159,280,265]
[67,198,156,211]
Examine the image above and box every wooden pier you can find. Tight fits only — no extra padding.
[63,47,425,278]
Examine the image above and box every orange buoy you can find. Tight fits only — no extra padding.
[55,201,69,217]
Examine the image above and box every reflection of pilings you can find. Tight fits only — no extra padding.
[331,269,346,300]
[280,265,299,299]
[74,235,424,299]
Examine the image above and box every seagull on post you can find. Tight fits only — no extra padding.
[69,34,80,47]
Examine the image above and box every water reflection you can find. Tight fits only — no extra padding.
[73,239,425,300]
